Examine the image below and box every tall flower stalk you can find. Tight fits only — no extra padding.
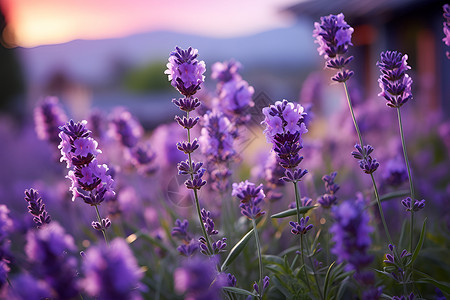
[232,180,269,299]
[377,51,425,253]
[313,13,393,247]
[165,46,213,255]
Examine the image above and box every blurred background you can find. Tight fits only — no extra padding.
[0,0,448,212]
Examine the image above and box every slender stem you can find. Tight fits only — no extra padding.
[252,218,263,300]
[94,205,109,245]
[185,109,213,255]
[397,107,415,253]
[300,234,311,290]
[293,181,310,290]
[342,81,393,245]
[304,237,324,300]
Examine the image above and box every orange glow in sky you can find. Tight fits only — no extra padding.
[1,0,299,48]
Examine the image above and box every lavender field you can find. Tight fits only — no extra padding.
[0,3,450,300]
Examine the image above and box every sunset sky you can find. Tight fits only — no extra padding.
[1,0,299,48]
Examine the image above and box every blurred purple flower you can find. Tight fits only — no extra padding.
[172,219,191,242]
[6,274,52,300]
[211,59,242,83]
[313,13,354,82]
[232,180,266,220]
[0,205,12,290]
[443,4,450,58]
[109,108,143,148]
[382,156,408,187]
[165,46,206,97]
[34,96,68,145]
[377,51,413,108]
[317,171,340,208]
[218,78,254,118]
[330,200,373,273]
[82,238,143,300]
[174,257,225,300]
[24,188,51,227]
[25,222,79,299]
[199,110,236,162]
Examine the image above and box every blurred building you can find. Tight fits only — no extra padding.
[283,0,450,117]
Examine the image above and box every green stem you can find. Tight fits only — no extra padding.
[304,237,324,300]
[293,181,310,291]
[252,218,263,300]
[186,109,213,255]
[396,107,415,253]
[94,205,109,245]
[342,81,393,245]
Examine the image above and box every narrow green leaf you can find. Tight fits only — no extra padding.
[221,228,254,271]
[414,269,450,294]
[336,277,350,300]
[262,254,285,266]
[398,218,408,250]
[223,287,257,297]
[323,261,336,300]
[406,218,427,267]
[271,206,317,219]
[379,190,409,202]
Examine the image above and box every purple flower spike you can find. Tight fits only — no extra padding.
[401,197,425,212]
[226,273,237,287]
[172,97,201,112]
[34,96,68,145]
[109,108,143,148]
[330,200,373,273]
[91,218,111,231]
[201,209,219,236]
[443,4,450,58]
[24,188,51,227]
[165,46,206,97]
[177,240,199,257]
[377,51,413,108]
[313,13,354,82]
[211,60,242,83]
[232,180,266,220]
[318,171,340,208]
[172,219,191,242]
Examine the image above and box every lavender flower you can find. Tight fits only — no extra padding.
[174,257,225,300]
[211,59,242,83]
[401,197,425,212]
[261,99,308,180]
[330,200,373,273]
[289,216,313,235]
[317,171,340,208]
[218,78,255,121]
[313,13,354,82]
[34,96,67,145]
[177,240,200,257]
[443,4,450,59]
[377,51,413,108]
[253,276,270,296]
[352,144,380,174]
[92,218,111,231]
[58,120,114,204]
[393,293,415,300]
[0,205,12,290]
[226,273,237,287]
[165,46,206,97]
[109,107,143,148]
[24,188,51,227]
[171,219,191,242]
[199,110,236,162]
[25,222,79,299]
[232,180,266,220]
[201,209,219,236]
[6,274,52,300]
[82,238,143,300]
[382,156,408,187]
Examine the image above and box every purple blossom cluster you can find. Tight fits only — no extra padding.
[377,51,413,108]
[25,222,79,299]
[232,180,266,220]
[443,4,450,58]
[212,60,254,124]
[165,46,206,97]
[0,205,12,290]
[171,219,199,257]
[317,171,340,208]
[330,200,373,274]
[24,188,51,227]
[289,216,313,235]
[174,257,225,300]
[262,99,308,182]
[401,197,425,212]
[81,238,143,300]
[313,13,354,82]
[382,156,408,187]
[383,244,412,284]
[34,96,68,146]
[351,144,380,174]
[59,120,115,205]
